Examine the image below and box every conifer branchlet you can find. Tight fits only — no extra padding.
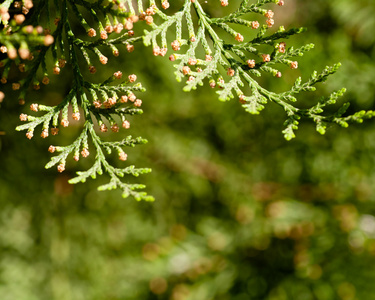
[1,0,374,200]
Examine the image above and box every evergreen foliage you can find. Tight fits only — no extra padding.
[1,0,374,200]
[1,1,375,299]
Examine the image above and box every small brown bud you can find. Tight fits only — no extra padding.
[100,124,108,132]
[26,131,33,139]
[247,59,256,68]
[130,15,139,22]
[61,119,69,127]
[72,112,80,121]
[111,124,119,133]
[100,30,108,40]
[25,25,33,33]
[139,12,145,20]
[128,74,137,83]
[124,19,134,30]
[30,103,39,111]
[227,68,235,76]
[44,35,54,46]
[53,66,61,75]
[48,145,56,153]
[19,113,28,121]
[18,63,26,72]
[134,99,142,107]
[153,47,160,56]
[182,66,191,75]
[89,65,96,74]
[87,28,96,37]
[235,33,244,42]
[114,71,123,79]
[41,129,49,138]
[145,16,153,25]
[18,48,30,60]
[108,98,117,106]
[252,21,260,29]
[188,58,197,65]
[262,54,271,62]
[119,152,128,161]
[162,1,170,9]
[14,14,25,25]
[239,95,247,104]
[57,163,65,173]
[278,42,286,53]
[42,76,50,85]
[266,18,274,28]
[171,40,180,51]
[126,44,134,52]
[146,5,156,16]
[1,12,10,22]
[93,101,101,108]
[12,83,21,90]
[122,120,130,129]
[290,61,298,69]
[159,48,167,56]
[99,55,108,65]
[81,148,89,158]
[58,59,67,68]
[36,26,43,34]
[128,93,136,102]
[265,10,274,19]
[105,25,113,33]
[51,128,59,135]
[102,100,110,109]
[24,0,33,9]
[114,23,123,33]
[8,48,17,60]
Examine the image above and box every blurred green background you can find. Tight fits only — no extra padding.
[1,0,375,299]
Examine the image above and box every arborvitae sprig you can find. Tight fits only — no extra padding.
[1,0,154,201]
[1,0,375,200]
[141,0,375,139]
